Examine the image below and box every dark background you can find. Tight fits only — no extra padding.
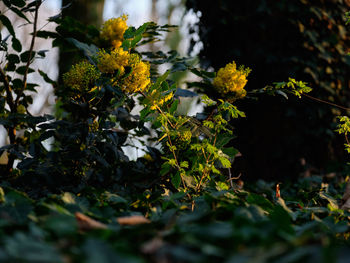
[185,0,350,180]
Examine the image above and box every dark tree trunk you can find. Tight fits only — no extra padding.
[59,0,105,77]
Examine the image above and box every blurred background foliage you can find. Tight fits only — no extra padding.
[185,0,350,180]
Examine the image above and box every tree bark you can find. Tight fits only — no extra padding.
[59,0,105,77]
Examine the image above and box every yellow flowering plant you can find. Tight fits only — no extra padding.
[0,8,312,197]
[63,61,101,99]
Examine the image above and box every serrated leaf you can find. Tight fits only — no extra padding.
[219,156,231,168]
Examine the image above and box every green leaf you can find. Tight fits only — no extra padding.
[2,0,11,8]
[124,22,150,39]
[171,172,182,189]
[44,214,77,236]
[0,15,15,36]
[131,34,142,47]
[5,231,62,263]
[83,239,141,263]
[269,205,294,234]
[174,88,198,98]
[103,192,128,204]
[66,38,99,63]
[190,68,215,79]
[246,193,274,211]
[37,50,49,58]
[219,156,231,168]
[20,51,35,63]
[21,1,39,12]
[16,66,35,75]
[169,99,179,114]
[222,147,239,159]
[319,192,338,209]
[9,7,30,23]
[36,30,59,39]
[38,70,56,85]
[11,0,26,8]
[12,78,23,90]
[160,162,171,176]
[216,134,233,148]
[153,70,170,90]
[12,37,22,52]
[7,54,20,64]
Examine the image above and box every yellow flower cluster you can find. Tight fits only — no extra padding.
[100,15,128,49]
[97,48,129,74]
[122,55,151,93]
[149,91,173,110]
[213,62,250,99]
[63,61,100,92]
[97,48,151,94]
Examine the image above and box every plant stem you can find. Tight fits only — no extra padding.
[15,1,41,107]
[0,68,15,113]
[302,93,350,111]
[0,66,16,175]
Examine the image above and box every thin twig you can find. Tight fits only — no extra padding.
[15,1,41,106]
[228,168,233,188]
[196,134,217,192]
[227,172,241,182]
[302,93,350,111]
[139,91,176,129]
[345,134,350,146]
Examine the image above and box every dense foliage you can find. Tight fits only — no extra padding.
[0,176,349,262]
[0,1,349,262]
[185,0,350,180]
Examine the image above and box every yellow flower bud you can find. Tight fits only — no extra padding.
[213,61,250,100]
[63,61,100,92]
[100,14,128,49]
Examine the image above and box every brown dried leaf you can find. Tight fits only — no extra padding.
[75,212,107,230]
[117,215,151,225]
[141,237,164,254]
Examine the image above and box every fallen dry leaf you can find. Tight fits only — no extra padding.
[75,212,107,230]
[141,237,164,254]
[117,215,151,225]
